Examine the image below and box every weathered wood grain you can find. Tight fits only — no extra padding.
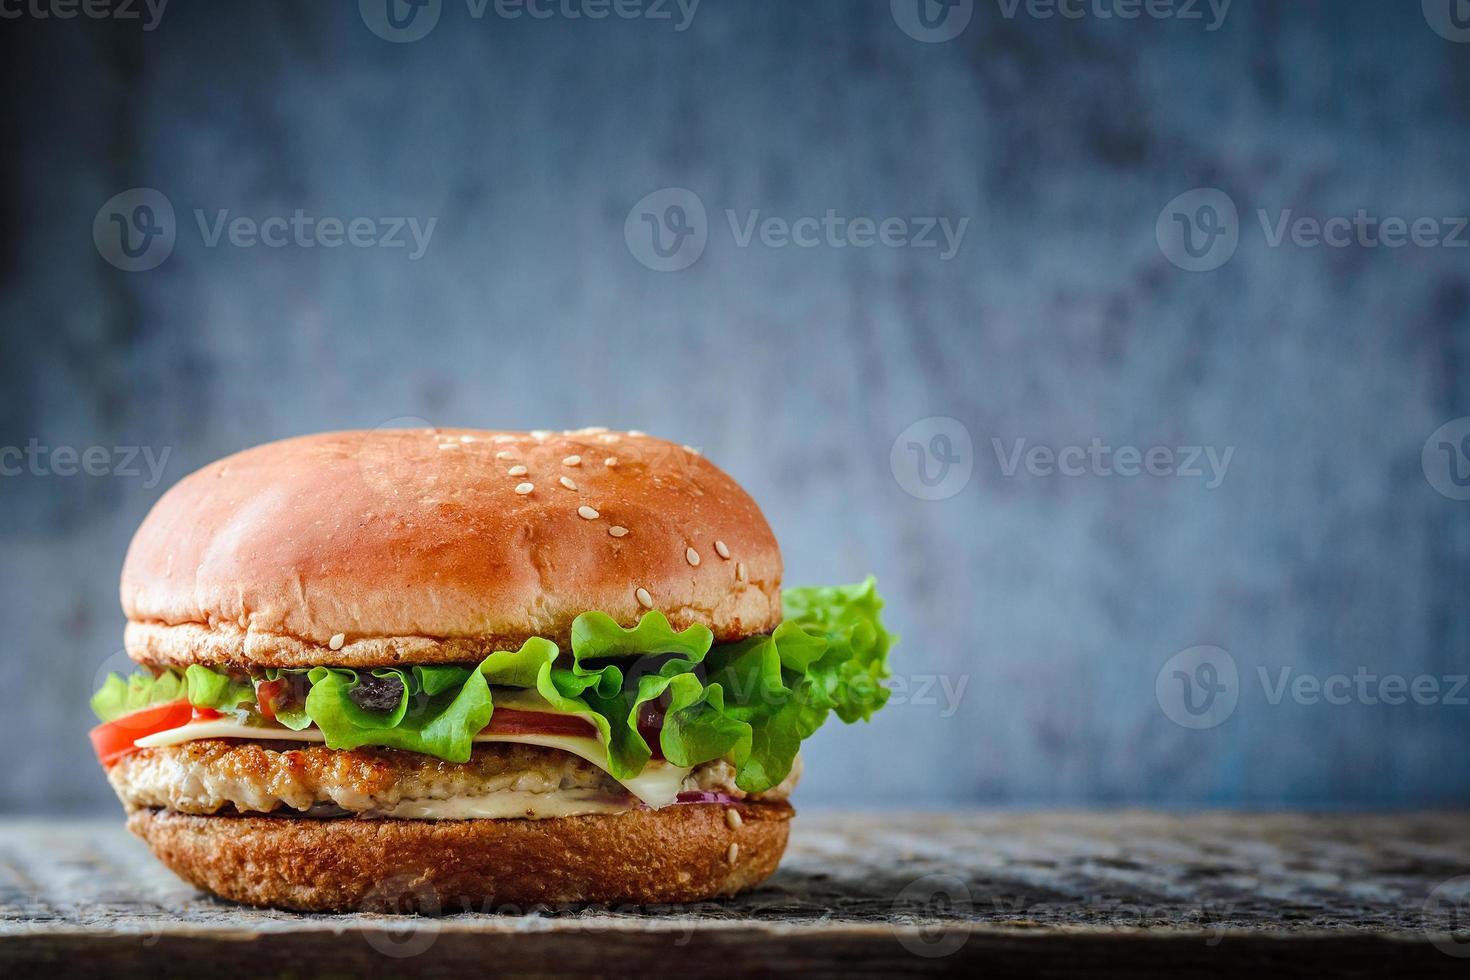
[2,811,1469,977]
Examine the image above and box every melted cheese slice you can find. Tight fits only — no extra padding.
[135,721,321,746]
[469,731,689,809]
[133,690,692,809]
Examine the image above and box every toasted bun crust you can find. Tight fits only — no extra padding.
[128,803,793,911]
[122,429,781,668]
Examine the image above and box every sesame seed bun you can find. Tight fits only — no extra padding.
[127,802,794,912]
[121,429,782,669]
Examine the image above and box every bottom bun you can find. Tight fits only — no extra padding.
[128,802,794,912]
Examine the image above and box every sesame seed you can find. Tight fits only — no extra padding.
[579,426,609,434]
[736,561,747,582]
[507,464,528,477]
[329,633,345,651]
[458,435,475,443]
[686,547,701,567]
[597,434,621,443]
[609,525,629,538]
[495,450,515,460]
[514,482,534,495]
[635,587,653,608]
[726,842,739,864]
[531,430,551,439]
[559,476,578,491]
[714,540,730,560]
[562,455,582,466]
[436,443,458,450]
[578,505,600,520]
[683,445,701,455]
[627,430,647,437]
[604,457,618,467]
[725,808,743,830]
[491,434,516,443]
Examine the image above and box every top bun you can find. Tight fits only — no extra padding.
[122,429,782,669]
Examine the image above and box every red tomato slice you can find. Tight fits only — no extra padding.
[253,679,284,720]
[89,700,194,768]
[483,707,596,738]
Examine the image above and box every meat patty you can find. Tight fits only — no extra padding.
[107,741,799,817]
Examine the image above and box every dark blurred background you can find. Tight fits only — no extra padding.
[2,0,1468,813]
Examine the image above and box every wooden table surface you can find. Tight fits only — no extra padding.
[2,811,1469,977]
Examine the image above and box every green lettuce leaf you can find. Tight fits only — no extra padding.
[782,577,896,723]
[565,611,713,779]
[261,669,314,730]
[184,665,255,713]
[658,681,752,770]
[304,664,490,762]
[570,610,713,662]
[682,577,896,790]
[90,667,186,723]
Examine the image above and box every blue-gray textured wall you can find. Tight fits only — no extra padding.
[2,0,1468,812]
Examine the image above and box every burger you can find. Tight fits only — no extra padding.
[90,428,893,911]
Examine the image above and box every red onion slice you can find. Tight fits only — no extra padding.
[674,791,742,805]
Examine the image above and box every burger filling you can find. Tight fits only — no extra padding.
[92,580,888,821]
